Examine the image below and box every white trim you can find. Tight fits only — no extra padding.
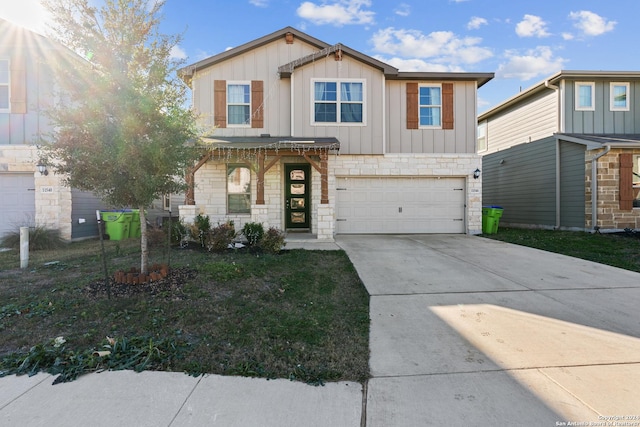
[610,82,630,112]
[418,83,442,129]
[575,81,595,111]
[226,80,251,128]
[310,78,367,126]
[0,58,10,113]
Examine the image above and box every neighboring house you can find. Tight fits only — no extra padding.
[179,27,492,239]
[479,70,640,232]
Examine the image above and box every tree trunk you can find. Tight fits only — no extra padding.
[139,206,148,275]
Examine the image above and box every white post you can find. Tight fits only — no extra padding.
[20,227,29,269]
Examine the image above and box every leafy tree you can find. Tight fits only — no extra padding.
[41,0,200,274]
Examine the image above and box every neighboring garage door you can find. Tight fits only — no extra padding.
[0,173,36,237]
[335,177,465,234]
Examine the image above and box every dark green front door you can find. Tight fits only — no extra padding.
[285,164,310,229]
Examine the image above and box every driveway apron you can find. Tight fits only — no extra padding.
[337,234,640,426]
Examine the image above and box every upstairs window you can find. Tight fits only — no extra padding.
[477,121,487,152]
[227,165,251,214]
[575,82,595,111]
[312,79,364,124]
[419,85,442,127]
[0,59,9,112]
[610,82,630,111]
[227,82,251,126]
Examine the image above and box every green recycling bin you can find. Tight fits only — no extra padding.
[100,210,130,241]
[130,209,141,238]
[121,211,134,238]
[482,206,504,235]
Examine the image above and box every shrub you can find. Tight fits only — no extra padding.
[0,226,65,251]
[166,219,189,246]
[190,214,211,247]
[260,227,286,254]
[205,221,236,252]
[242,222,264,246]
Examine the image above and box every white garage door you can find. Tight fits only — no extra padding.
[0,174,36,237]
[336,177,465,234]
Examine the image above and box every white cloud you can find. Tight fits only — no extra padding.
[170,45,188,60]
[394,3,411,17]
[467,16,488,30]
[497,46,566,80]
[249,0,269,7]
[296,0,375,26]
[515,14,550,38]
[569,10,616,36]
[562,32,574,41]
[371,27,493,66]
[375,56,464,72]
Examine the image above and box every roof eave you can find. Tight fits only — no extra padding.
[387,72,494,87]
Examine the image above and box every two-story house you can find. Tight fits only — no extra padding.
[179,27,493,239]
[479,70,640,232]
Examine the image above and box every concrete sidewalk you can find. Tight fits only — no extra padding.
[2,234,640,426]
[338,234,640,426]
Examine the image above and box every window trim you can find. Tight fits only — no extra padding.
[310,78,366,126]
[0,58,10,113]
[226,81,251,128]
[226,164,252,214]
[477,121,488,153]
[418,83,442,129]
[575,81,595,111]
[610,82,630,112]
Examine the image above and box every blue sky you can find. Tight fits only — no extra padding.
[1,0,637,112]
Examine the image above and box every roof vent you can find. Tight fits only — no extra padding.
[285,32,294,44]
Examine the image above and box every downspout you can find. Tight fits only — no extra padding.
[545,79,561,228]
[591,145,611,231]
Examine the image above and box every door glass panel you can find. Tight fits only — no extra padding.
[291,183,305,195]
[291,212,305,223]
[291,198,305,209]
[290,170,305,180]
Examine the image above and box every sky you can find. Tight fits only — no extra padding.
[1,0,638,113]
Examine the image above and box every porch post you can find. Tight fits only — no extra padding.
[256,152,266,205]
[320,151,329,204]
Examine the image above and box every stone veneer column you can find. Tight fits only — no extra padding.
[179,205,198,225]
[251,205,269,225]
[316,204,335,240]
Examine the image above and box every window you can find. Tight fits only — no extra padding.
[575,82,595,111]
[632,155,640,208]
[162,194,171,211]
[0,59,9,112]
[227,165,251,214]
[312,79,364,124]
[227,82,250,126]
[477,121,487,152]
[610,82,630,111]
[419,84,442,127]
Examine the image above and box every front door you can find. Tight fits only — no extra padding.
[285,164,310,229]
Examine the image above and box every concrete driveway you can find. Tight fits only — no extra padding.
[337,234,640,426]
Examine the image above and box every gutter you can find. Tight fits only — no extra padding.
[545,80,561,229]
[591,145,611,231]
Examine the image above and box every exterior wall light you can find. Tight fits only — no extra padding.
[473,168,481,179]
[36,162,49,176]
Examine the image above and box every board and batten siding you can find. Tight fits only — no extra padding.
[386,80,477,154]
[482,137,557,227]
[191,38,319,137]
[559,140,586,228]
[563,79,640,134]
[483,89,558,155]
[290,55,385,155]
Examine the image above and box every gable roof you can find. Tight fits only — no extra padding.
[479,70,640,121]
[180,26,493,87]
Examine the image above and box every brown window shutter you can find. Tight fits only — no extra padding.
[619,153,634,210]
[214,80,226,128]
[406,82,418,129]
[10,55,27,114]
[442,83,454,130]
[251,80,264,128]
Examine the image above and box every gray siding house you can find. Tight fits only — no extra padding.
[479,70,640,231]
[179,27,493,238]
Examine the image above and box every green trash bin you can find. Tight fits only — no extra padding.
[482,206,504,234]
[100,210,130,241]
[130,209,141,238]
[121,211,134,238]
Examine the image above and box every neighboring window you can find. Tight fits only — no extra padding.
[419,84,442,127]
[477,121,487,152]
[634,155,640,208]
[162,194,171,211]
[227,82,250,126]
[312,79,364,124]
[610,82,630,111]
[575,82,595,111]
[227,165,251,214]
[0,59,9,112]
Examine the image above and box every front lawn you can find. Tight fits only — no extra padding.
[0,238,370,385]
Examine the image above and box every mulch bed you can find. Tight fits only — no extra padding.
[83,267,196,299]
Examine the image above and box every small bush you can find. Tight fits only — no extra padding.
[190,214,211,247]
[205,221,236,252]
[242,222,264,246]
[260,227,286,254]
[146,227,167,248]
[0,226,65,251]
[166,219,188,246]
